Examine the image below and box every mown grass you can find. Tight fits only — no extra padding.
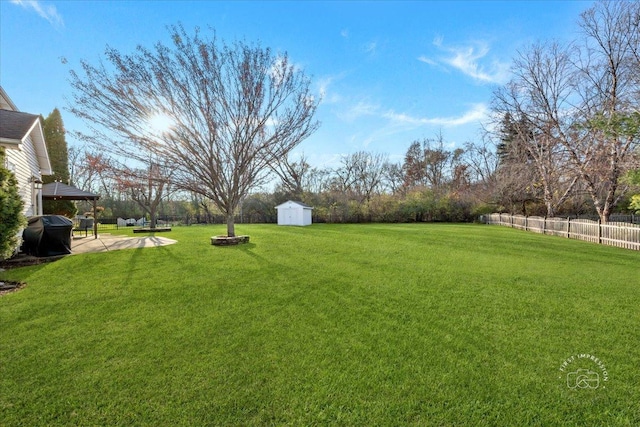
[1,223,639,426]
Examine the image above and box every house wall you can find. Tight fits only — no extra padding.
[1,88,47,217]
[3,137,42,217]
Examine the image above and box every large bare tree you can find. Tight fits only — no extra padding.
[569,0,640,222]
[491,1,639,221]
[493,46,580,218]
[70,24,319,236]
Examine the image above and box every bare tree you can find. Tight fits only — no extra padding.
[68,145,115,196]
[493,47,580,218]
[69,24,319,237]
[568,0,640,221]
[114,160,174,229]
[423,134,453,191]
[271,153,312,199]
[402,134,457,192]
[381,161,404,194]
[491,1,639,221]
[334,151,388,203]
[462,137,499,195]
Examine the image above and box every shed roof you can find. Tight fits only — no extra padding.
[275,200,313,209]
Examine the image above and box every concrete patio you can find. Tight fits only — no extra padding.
[71,234,177,254]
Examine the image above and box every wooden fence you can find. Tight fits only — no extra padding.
[483,213,640,251]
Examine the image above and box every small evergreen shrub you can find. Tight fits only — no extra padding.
[0,147,25,259]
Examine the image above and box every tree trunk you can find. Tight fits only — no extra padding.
[150,207,157,229]
[226,213,235,237]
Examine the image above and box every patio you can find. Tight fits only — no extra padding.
[70,234,177,254]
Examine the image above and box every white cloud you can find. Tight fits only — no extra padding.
[364,41,378,55]
[443,43,495,83]
[340,29,349,38]
[417,55,438,66]
[341,101,379,121]
[420,37,510,84]
[317,76,343,104]
[10,0,64,29]
[431,103,489,126]
[340,99,488,129]
[383,103,489,127]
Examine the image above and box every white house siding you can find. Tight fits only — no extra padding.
[1,88,50,217]
[4,136,42,217]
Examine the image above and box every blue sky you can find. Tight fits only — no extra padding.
[1,0,592,167]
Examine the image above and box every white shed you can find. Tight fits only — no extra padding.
[275,200,313,226]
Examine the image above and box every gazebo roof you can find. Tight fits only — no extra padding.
[42,182,100,201]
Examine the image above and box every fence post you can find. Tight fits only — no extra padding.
[543,216,546,235]
[598,219,602,244]
[525,216,528,231]
[567,217,570,239]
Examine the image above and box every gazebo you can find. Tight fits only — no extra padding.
[41,182,100,239]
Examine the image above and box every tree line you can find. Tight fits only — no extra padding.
[48,1,640,224]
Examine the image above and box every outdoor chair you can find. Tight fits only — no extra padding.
[74,218,94,237]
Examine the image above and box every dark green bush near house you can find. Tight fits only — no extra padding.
[0,147,25,260]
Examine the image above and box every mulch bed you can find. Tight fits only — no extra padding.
[0,254,66,269]
[0,280,26,296]
[0,254,67,296]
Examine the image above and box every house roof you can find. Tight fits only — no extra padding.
[0,109,40,141]
[275,200,313,209]
[42,182,100,201]
[0,108,53,175]
[0,86,18,110]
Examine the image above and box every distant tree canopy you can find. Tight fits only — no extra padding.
[64,3,638,225]
[0,146,25,260]
[42,108,76,217]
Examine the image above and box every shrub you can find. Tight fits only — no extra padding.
[0,147,26,259]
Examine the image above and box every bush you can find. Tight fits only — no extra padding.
[629,194,640,214]
[0,147,25,259]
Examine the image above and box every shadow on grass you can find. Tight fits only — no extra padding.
[213,242,257,251]
[212,242,268,264]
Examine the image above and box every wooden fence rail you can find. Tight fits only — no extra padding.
[482,214,640,251]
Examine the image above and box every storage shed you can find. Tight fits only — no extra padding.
[275,200,313,226]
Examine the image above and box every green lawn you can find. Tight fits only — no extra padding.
[1,224,639,426]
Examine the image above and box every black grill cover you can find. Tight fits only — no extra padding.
[22,215,73,257]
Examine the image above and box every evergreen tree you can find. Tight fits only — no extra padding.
[42,108,76,216]
[0,147,25,260]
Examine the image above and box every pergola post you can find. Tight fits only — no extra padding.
[93,198,98,239]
